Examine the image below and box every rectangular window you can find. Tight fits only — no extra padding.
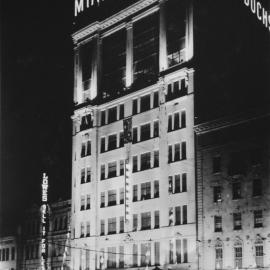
[132,99,138,115]
[141,182,151,200]
[154,181,159,198]
[174,112,180,130]
[215,216,222,232]
[181,111,186,128]
[216,247,223,269]
[119,245,124,268]
[182,205,187,224]
[214,186,222,202]
[133,214,138,231]
[120,160,125,176]
[175,206,181,225]
[119,104,124,120]
[233,213,242,230]
[253,179,262,196]
[81,142,86,158]
[168,176,173,194]
[174,143,180,161]
[154,121,159,137]
[11,247,15,260]
[169,240,174,264]
[168,145,173,163]
[140,243,151,266]
[108,190,117,206]
[107,247,117,268]
[141,212,151,230]
[213,156,221,173]
[235,247,242,269]
[119,132,124,148]
[141,152,151,171]
[154,242,160,265]
[181,141,186,160]
[174,175,181,193]
[232,182,241,199]
[133,244,138,267]
[108,161,117,178]
[100,164,106,180]
[176,239,181,263]
[140,123,151,141]
[173,81,180,92]
[86,167,91,182]
[140,95,151,113]
[255,245,264,267]
[108,107,117,124]
[154,210,160,228]
[6,248,9,261]
[100,192,105,208]
[254,210,263,228]
[154,150,159,167]
[86,194,90,209]
[120,188,124,204]
[81,169,85,184]
[86,140,91,156]
[168,115,172,132]
[101,137,106,153]
[133,156,138,172]
[133,185,138,202]
[101,111,106,126]
[108,134,117,151]
[119,216,124,233]
[100,220,105,235]
[154,92,159,108]
[80,114,93,131]
[81,42,93,93]
[108,218,117,234]
[80,222,85,237]
[86,221,90,237]
[183,239,188,263]
[80,196,85,211]
[182,173,187,192]
[132,127,138,143]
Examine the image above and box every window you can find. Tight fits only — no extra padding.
[133,244,138,267]
[182,173,187,192]
[214,216,222,232]
[182,205,187,224]
[215,242,223,270]
[107,247,117,268]
[183,239,188,263]
[140,243,151,267]
[108,190,117,206]
[140,95,151,113]
[86,222,90,237]
[154,181,159,198]
[86,194,90,209]
[154,121,159,137]
[232,182,241,199]
[213,156,221,173]
[80,114,92,131]
[119,104,124,120]
[233,213,242,230]
[181,111,186,128]
[81,142,86,158]
[120,188,124,204]
[81,169,85,184]
[173,81,180,92]
[108,107,117,124]
[6,248,9,261]
[108,161,117,178]
[119,132,124,148]
[168,176,173,194]
[234,241,242,269]
[253,178,262,196]
[174,112,180,130]
[175,206,181,225]
[169,240,174,264]
[108,134,117,151]
[174,174,181,193]
[133,156,138,172]
[80,222,85,237]
[132,127,138,143]
[100,220,105,235]
[101,137,106,153]
[133,185,138,202]
[120,160,124,176]
[119,216,124,233]
[176,239,181,263]
[132,99,138,115]
[154,92,159,108]
[140,123,151,141]
[154,150,159,167]
[168,145,173,163]
[11,247,15,260]
[81,196,85,211]
[100,164,106,180]
[255,239,264,267]
[133,214,138,231]
[141,152,151,171]
[101,111,106,125]
[254,210,263,228]
[154,211,160,228]
[119,246,124,268]
[213,186,222,202]
[86,167,91,182]
[181,142,186,160]
[108,218,117,234]
[141,212,151,230]
[86,140,91,156]
[141,182,151,200]
[100,192,105,208]
[174,143,180,161]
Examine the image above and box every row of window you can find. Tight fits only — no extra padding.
[168,142,187,163]
[214,210,263,232]
[101,132,124,153]
[213,178,263,202]
[52,215,68,232]
[215,239,264,269]
[81,140,91,158]
[132,120,159,143]
[101,104,125,126]
[100,188,124,208]
[100,159,126,180]
[168,173,187,194]
[80,221,91,238]
[80,195,91,211]
[0,247,15,261]
[132,181,159,202]
[166,79,188,102]
[81,167,91,184]
[168,111,186,132]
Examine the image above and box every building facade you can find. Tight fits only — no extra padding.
[0,236,17,270]
[71,0,196,270]
[195,113,270,270]
[20,199,71,270]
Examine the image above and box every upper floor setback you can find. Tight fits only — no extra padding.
[72,0,194,106]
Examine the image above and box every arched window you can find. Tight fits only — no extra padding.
[255,238,264,267]
[215,241,223,270]
[234,239,242,269]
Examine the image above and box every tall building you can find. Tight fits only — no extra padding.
[71,0,196,269]
[0,236,17,270]
[195,113,270,270]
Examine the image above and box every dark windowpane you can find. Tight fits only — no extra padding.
[182,205,187,224]
[141,152,151,171]
[232,182,241,200]
[108,107,117,124]
[133,185,138,202]
[140,95,151,113]
[101,111,106,125]
[140,123,151,141]
[181,142,186,160]
[119,104,125,120]
[175,143,180,161]
[141,212,151,230]
[254,210,263,228]
[133,156,138,172]
[120,160,124,176]
[154,211,159,228]
[132,127,138,143]
[168,145,173,163]
[214,216,222,232]
[214,186,222,202]
[181,111,186,128]
[86,141,91,156]
[154,181,159,198]
[108,162,117,178]
[154,91,159,108]
[154,150,159,167]
[168,115,172,132]
[133,99,138,115]
[182,173,187,192]
[80,114,93,131]
[228,152,246,176]
[108,190,117,206]
[101,137,106,153]
[100,165,106,180]
[183,239,188,263]
[175,206,181,225]
[154,121,159,137]
[174,113,180,130]
[119,132,124,148]
[108,134,117,151]
[174,175,181,193]
[233,213,242,230]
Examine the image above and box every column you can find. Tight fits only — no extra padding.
[76,45,83,103]
[159,0,168,71]
[185,0,194,61]
[126,22,133,88]
[90,34,100,100]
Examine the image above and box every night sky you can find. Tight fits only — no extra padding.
[1,0,269,235]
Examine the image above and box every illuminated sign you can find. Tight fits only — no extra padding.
[75,0,105,16]
[41,173,49,270]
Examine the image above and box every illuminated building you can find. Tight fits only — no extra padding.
[0,236,17,270]
[195,113,270,270]
[71,0,196,269]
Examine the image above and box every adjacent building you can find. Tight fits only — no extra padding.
[0,236,17,270]
[71,0,196,269]
[195,112,270,270]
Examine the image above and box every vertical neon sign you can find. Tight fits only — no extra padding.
[41,173,49,270]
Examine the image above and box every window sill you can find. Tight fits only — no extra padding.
[100,174,124,181]
[168,127,186,133]
[133,166,159,174]
[101,145,124,154]
[168,158,187,164]
[132,135,159,145]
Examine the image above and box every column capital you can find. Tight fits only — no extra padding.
[126,21,133,29]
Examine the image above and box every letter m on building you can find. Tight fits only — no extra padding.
[75,0,84,16]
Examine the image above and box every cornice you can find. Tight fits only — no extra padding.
[72,0,158,43]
